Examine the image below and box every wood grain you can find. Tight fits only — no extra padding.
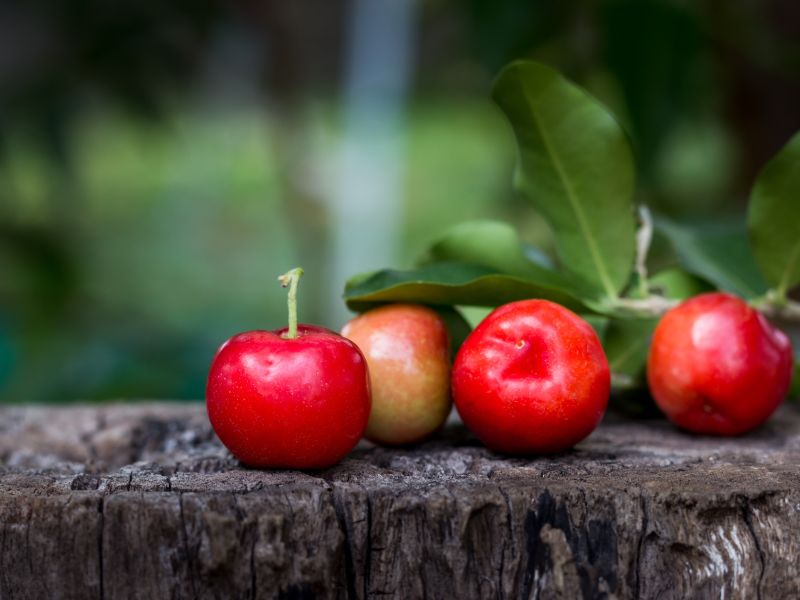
[1,403,799,599]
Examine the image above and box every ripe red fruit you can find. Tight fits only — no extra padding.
[341,304,451,445]
[452,299,610,454]
[647,292,792,436]
[206,269,371,468]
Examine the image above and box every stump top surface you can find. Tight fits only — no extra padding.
[2,402,799,496]
[3,403,800,600]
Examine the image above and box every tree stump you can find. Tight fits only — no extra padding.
[1,403,799,599]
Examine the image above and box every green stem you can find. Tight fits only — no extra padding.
[613,295,679,318]
[278,267,304,339]
[634,205,654,298]
[751,290,800,321]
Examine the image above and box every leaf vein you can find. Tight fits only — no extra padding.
[523,83,619,300]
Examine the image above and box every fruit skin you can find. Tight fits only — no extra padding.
[342,304,451,445]
[206,325,371,468]
[452,299,609,454]
[647,292,793,436]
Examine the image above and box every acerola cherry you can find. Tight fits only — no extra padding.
[342,304,451,445]
[452,299,609,454]
[647,292,792,436]
[206,268,371,468]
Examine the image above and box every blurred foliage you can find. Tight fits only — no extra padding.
[1,0,799,401]
[0,103,515,401]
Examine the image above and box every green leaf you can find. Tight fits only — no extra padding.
[748,130,800,298]
[648,268,713,300]
[433,306,473,358]
[604,318,657,384]
[457,306,493,329]
[655,216,768,299]
[343,262,590,313]
[492,60,636,300]
[582,314,610,340]
[419,219,562,280]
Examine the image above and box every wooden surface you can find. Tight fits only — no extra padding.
[1,402,800,599]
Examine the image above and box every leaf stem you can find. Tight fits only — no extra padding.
[751,290,800,321]
[634,205,653,297]
[614,289,800,321]
[278,267,304,339]
[613,296,680,318]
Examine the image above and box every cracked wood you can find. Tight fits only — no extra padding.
[1,403,800,599]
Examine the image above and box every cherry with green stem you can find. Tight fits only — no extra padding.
[206,266,371,469]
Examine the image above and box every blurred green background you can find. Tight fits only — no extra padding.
[1,0,799,402]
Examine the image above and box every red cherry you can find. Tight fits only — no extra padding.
[452,299,610,454]
[647,292,793,435]
[206,269,371,468]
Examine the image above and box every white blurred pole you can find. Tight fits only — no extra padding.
[327,0,416,327]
